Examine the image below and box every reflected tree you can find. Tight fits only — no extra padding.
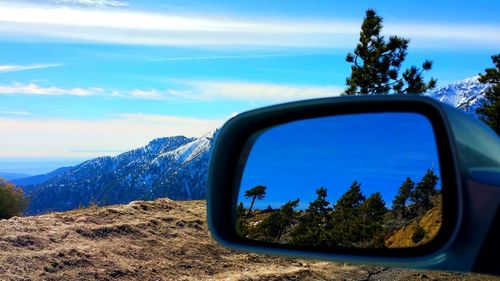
[392,177,415,219]
[290,187,331,246]
[411,169,439,215]
[330,181,366,246]
[244,185,267,215]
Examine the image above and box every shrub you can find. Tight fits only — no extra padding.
[411,224,426,244]
[0,178,28,219]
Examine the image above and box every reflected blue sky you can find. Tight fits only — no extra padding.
[239,113,441,210]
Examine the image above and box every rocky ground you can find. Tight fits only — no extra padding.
[0,198,498,281]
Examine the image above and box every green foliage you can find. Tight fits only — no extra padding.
[356,193,387,247]
[239,168,440,248]
[411,169,439,215]
[253,199,300,242]
[290,187,332,246]
[392,177,415,218]
[235,202,249,237]
[361,192,387,223]
[333,181,365,217]
[244,185,267,215]
[476,54,500,135]
[412,224,426,244]
[330,181,366,246]
[344,9,436,95]
[253,210,282,241]
[0,178,28,219]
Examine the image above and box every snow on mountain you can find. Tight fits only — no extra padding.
[425,76,489,116]
[25,132,217,214]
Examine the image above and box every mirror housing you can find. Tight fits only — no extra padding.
[207,95,500,274]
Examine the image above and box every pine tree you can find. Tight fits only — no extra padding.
[253,210,282,241]
[411,170,439,215]
[344,9,436,95]
[392,177,415,218]
[237,202,245,215]
[290,187,331,246]
[276,199,300,241]
[235,202,249,237]
[330,181,366,245]
[361,192,387,223]
[244,185,267,215]
[359,192,387,244]
[476,54,500,135]
[253,199,300,242]
[333,181,366,214]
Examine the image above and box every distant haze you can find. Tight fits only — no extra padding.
[0,158,87,175]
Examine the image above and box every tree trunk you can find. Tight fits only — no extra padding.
[247,196,256,216]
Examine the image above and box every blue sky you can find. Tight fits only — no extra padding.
[0,0,498,174]
[239,113,441,209]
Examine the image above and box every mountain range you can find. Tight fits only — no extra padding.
[12,77,490,214]
[16,131,215,214]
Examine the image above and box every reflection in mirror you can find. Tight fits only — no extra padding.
[236,113,442,249]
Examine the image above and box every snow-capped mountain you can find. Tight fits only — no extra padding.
[425,76,489,116]
[24,131,216,214]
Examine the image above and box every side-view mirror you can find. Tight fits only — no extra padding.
[207,96,500,275]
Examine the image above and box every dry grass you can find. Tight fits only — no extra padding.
[0,198,497,281]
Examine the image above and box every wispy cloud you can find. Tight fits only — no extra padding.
[178,81,343,101]
[0,64,62,73]
[125,81,342,102]
[0,82,102,96]
[0,109,33,116]
[0,80,342,101]
[129,89,162,99]
[0,114,223,158]
[0,3,498,48]
[53,0,128,7]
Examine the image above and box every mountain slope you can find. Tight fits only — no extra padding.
[1,198,494,281]
[385,200,442,248]
[425,76,489,116]
[26,132,215,214]
[12,167,71,191]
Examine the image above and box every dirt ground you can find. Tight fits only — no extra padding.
[0,198,497,281]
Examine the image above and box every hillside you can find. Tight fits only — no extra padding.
[385,203,442,248]
[1,199,497,281]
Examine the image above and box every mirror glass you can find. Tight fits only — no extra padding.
[236,112,442,249]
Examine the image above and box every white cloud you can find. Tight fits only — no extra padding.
[0,3,497,48]
[53,0,127,7]
[0,64,62,73]
[0,80,341,101]
[129,89,162,99]
[0,82,102,96]
[0,114,223,158]
[165,81,343,101]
